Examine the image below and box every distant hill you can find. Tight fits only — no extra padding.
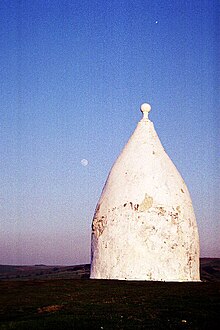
[200,258,220,282]
[0,258,219,281]
[0,264,90,280]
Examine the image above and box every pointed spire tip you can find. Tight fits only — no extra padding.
[140,103,151,119]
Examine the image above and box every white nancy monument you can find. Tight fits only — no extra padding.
[90,103,200,281]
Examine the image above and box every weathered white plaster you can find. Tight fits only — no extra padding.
[90,104,200,281]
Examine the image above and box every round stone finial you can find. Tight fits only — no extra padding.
[140,103,151,119]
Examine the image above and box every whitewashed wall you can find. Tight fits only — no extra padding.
[90,105,200,281]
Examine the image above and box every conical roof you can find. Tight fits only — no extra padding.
[90,103,200,281]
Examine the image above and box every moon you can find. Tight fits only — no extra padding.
[81,159,89,166]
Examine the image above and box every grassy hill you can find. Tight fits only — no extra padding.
[0,259,219,329]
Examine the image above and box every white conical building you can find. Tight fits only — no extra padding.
[90,103,200,281]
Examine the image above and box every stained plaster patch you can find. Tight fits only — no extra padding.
[139,193,153,212]
[92,206,107,238]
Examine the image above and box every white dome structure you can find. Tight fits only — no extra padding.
[90,104,200,281]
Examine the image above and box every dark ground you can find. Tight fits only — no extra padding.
[0,258,219,329]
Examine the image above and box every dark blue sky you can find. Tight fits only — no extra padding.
[0,0,219,264]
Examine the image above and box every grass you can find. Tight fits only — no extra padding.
[0,279,219,329]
